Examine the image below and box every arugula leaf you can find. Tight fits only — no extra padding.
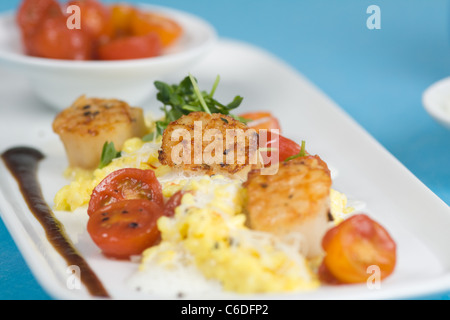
[98,141,121,169]
[285,140,307,161]
[153,74,244,135]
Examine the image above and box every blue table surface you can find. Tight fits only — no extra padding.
[0,0,449,300]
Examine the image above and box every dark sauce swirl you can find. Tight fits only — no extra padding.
[1,147,109,298]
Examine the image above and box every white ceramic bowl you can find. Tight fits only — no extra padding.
[422,77,450,129]
[0,5,217,111]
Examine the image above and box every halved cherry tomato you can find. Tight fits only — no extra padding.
[66,0,113,41]
[239,112,281,132]
[97,33,162,60]
[163,190,185,217]
[109,4,136,37]
[130,11,182,47]
[87,199,164,259]
[27,13,93,60]
[16,0,61,38]
[259,131,302,166]
[88,168,163,216]
[321,214,397,284]
[277,134,304,162]
[238,112,302,165]
[317,261,342,285]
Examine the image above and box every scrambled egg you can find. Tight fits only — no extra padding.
[138,175,319,294]
[54,137,164,211]
[329,189,354,224]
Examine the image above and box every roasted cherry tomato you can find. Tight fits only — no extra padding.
[317,261,342,285]
[321,214,397,284]
[109,4,136,37]
[97,33,162,60]
[274,133,303,162]
[87,199,164,259]
[88,168,163,216]
[16,0,61,38]
[66,0,113,41]
[163,190,185,217]
[27,14,93,60]
[259,131,302,166]
[239,112,281,132]
[238,112,300,165]
[130,11,182,47]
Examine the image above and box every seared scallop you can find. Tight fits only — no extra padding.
[244,155,332,258]
[52,95,147,170]
[158,112,260,180]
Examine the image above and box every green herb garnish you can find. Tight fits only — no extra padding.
[142,132,156,142]
[285,140,307,161]
[189,74,211,114]
[153,74,245,136]
[98,141,121,169]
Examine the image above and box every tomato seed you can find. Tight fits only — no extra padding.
[129,222,139,228]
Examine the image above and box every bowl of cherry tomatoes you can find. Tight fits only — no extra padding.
[0,0,217,110]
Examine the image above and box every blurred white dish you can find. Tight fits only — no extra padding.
[422,77,450,129]
[0,5,217,111]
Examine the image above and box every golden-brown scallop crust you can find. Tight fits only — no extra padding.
[244,155,332,257]
[158,112,260,179]
[52,95,147,169]
[52,95,146,137]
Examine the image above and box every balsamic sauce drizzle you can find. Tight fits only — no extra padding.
[1,147,109,298]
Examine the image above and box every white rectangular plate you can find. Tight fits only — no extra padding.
[1,39,450,300]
